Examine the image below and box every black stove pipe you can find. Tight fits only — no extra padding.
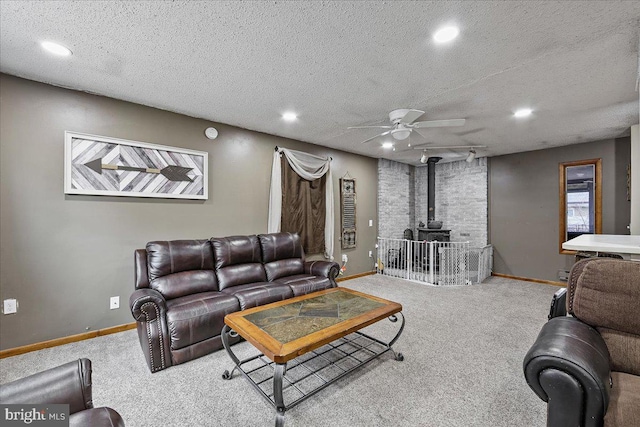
[426,157,441,222]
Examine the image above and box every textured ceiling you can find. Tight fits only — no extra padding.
[1,1,639,164]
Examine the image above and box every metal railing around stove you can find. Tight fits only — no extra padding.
[376,238,493,286]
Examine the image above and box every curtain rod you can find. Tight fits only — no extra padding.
[274,146,332,161]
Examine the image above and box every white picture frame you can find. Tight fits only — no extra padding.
[64,131,208,200]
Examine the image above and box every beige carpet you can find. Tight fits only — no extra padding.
[0,275,557,427]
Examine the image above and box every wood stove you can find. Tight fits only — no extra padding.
[419,156,451,242]
[417,228,451,242]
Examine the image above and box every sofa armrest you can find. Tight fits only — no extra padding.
[0,359,93,414]
[70,407,125,427]
[523,317,611,427]
[129,288,171,372]
[304,260,340,282]
[548,288,567,320]
[130,288,167,321]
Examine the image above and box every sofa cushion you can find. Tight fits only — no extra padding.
[165,292,240,350]
[211,235,263,268]
[259,232,305,263]
[273,274,332,296]
[604,372,640,427]
[216,263,268,291]
[211,235,267,290]
[259,233,305,281]
[146,240,217,299]
[264,258,305,282]
[569,258,640,336]
[598,328,640,376]
[221,282,293,310]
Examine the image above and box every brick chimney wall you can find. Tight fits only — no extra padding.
[378,157,488,247]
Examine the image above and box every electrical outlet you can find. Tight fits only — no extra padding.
[110,296,120,310]
[342,254,348,262]
[3,299,17,314]
[557,270,570,282]
[368,251,372,258]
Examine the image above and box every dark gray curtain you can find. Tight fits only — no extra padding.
[281,158,326,255]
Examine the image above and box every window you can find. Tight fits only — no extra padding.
[559,159,602,254]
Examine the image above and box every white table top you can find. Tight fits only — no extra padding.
[562,234,640,255]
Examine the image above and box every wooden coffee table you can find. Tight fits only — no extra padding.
[221,287,405,427]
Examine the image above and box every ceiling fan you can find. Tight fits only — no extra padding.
[348,109,466,144]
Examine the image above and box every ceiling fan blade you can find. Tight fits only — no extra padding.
[400,109,425,125]
[413,129,428,140]
[413,119,466,128]
[360,130,391,143]
[348,125,393,130]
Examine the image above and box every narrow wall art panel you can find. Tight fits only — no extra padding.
[340,177,357,248]
[64,132,208,199]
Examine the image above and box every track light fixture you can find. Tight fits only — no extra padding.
[415,145,485,164]
[465,150,476,163]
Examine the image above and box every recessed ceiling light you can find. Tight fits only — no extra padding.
[514,108,533,118]
[382,142,394,149]
[433,26,459,43]
[282,112,297,121]
[41,41,72,56]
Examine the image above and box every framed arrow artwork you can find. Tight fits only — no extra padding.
[64,132,208,199]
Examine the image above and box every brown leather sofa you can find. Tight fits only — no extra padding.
[523,257,640,427]
[130,232,340,373]
[0,358,125,427]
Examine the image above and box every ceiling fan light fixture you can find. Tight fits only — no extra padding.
[433,26,459,43]
[391,128,411,140]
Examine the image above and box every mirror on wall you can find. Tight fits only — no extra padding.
[559,158,602,254]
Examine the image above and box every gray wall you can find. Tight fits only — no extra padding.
[615,139,632,233]
[489,138,631,281]
[0,74,378,350]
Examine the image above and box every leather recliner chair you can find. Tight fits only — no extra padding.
[523,257,640,427]
[0,358,125,427]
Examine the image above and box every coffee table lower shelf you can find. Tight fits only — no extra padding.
[221,313,404,427]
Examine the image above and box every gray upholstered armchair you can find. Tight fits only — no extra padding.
[523,258,640,427]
